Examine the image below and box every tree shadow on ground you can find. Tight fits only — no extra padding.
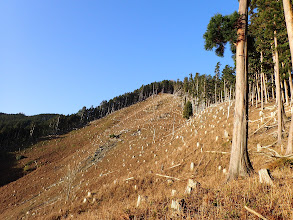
[0,135,66,187]
[0,151,24,187]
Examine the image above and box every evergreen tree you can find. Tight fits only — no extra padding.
[283,0,293,155]
[228,0,254,180]
[183,101,193,119]
[203,12,239,57]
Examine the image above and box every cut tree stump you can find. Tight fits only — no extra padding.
[258,169,274,186]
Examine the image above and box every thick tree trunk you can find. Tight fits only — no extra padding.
[283,0,293,154]
[283,0,293,57]
[273,31,283,145]
[228,0,253,181]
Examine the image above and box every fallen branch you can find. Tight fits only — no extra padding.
[250,118,273,136]
[265,106,276,110]
[262,141,278,149]
[155,174,180,181]
[204,150,230,154]
[254,151,293,159]
[264,124,278,129]
[268,130,277,136]
[264,147,281,157]
[244,206,268,220]
[271,154,293,159]
[125,177,134,181]
[165,164,181,170]
[248,116,273,123]
[248,119,260,123]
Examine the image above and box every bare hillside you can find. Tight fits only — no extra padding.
[0,94,292,219]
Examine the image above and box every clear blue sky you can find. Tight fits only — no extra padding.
[0,0,238,116]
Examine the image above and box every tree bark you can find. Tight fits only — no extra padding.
[265,74,269,101]
[284,78,289,106]
[260,51,265,109]
[224,79,226,101]
[273,31,283,145]
[256,73,261,104]
[288,69,293,105]
[271,73,275,99]
[282,0,293,154]
[251,83,255,106]
[215,83,217,104]
[261,72,264,110]
[255,74,259,108]
[228,0,253,181]
[281,80,285,104]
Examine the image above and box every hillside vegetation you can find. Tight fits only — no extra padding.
[0,94,292,219]
[0,80,175,153]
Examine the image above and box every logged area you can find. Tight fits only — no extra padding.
[0,94,292,219]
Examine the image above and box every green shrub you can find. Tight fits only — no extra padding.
[15,155,26,161]
[109,134,120,139]
[183,101,193,119]
[23,165,30,172]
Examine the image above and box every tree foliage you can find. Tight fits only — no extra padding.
[183,101,193,119]
[203,12,239,57]
[0,80,176,152]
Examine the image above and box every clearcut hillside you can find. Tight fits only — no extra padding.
[0,93,292,219]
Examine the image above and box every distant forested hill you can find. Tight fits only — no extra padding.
[0,69,236,153]
[0,113,59,151]
[0,80,177,152]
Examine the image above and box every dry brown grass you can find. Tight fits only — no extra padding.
[0,94,292,219]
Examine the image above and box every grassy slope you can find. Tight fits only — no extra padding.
[0,93,292,219]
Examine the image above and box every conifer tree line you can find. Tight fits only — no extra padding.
[0,80,171,152]
[1,70,236,152]
[181,64,236,115]
[204,0,293,180]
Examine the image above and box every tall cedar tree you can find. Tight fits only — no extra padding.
[283,0,293,155]
[228,0,254,180]
[204,2,253,179]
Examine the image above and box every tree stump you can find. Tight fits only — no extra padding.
[258,169,274,186]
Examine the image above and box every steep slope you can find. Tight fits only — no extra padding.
[0,94,292,219]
